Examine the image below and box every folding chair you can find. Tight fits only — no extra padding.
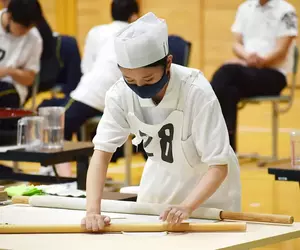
[238,46,299,166]
[30,74,40,111]
[43,34,81,97]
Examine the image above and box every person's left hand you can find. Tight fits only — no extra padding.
[159,205,192,225]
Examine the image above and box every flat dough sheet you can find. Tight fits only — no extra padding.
[0,205,216,226]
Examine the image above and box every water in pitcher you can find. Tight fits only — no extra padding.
[43,127,64,149]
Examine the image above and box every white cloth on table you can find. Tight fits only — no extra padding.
[37,182,86,197]
[0,145,25,152]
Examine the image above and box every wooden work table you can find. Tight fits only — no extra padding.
[0,142,93,190]
[0,205,300,250]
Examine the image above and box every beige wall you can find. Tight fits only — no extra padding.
[203,0,244,79]
[77,0,112,55]
[72,0,300,78]
[39,0,57,30]
[16,0,300,77]
[74,0,203,68]
[140,0,204,69]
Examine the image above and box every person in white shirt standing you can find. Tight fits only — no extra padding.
[210,0,298,151]
[0,0,42,108]
[81,0,139,74]
[81,12,241,232]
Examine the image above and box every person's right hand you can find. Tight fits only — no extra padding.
[246,53,259,67]
[0,67,8,78]
[81,213,111,232]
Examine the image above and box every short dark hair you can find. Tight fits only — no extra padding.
[111,0,139,22]
[7,0,43,27]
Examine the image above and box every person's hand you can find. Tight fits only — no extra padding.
[255,56,266,68]
[246,53,259,67]
[81,213,111,232]
[0,67,8,78]
[159,205,192,225]
[224,58,247,66]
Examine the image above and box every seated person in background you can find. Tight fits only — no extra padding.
[1,0,81,96]
[81,0,139,74]
[0,0,42,108]
[38,0,139,177]
[210,0,298,151]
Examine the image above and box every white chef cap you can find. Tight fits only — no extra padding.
[114,12,169,69]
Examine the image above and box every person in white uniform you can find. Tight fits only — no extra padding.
[0,0,42,108]
[38,0,140,158]
[81,0,139,74]
[38,9,137,177]
[211,0,298,151]
[37,1,139,178]
[82,12,241,232]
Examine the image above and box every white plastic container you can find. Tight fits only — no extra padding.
[290,131,300,169]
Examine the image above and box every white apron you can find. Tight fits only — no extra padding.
[126,76,241,212]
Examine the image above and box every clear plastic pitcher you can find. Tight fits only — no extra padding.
[17,116,44,150]
[290,131,300,169]
[38,107,65,149]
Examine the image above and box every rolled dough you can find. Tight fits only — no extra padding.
[27,196,222,220]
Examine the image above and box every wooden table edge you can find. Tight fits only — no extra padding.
[219,229,300,250]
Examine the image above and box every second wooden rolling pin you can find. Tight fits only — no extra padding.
[0,222,246,234]
[12,196,294,225]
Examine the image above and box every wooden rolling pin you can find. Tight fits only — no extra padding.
[220,211,294,225]
[0,190,8,202]
[12,196,294,225]
[0,186,7,202]
[0,222,246,234]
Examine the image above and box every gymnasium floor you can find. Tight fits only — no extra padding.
[1,88,300,250]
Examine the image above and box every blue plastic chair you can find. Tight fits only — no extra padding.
[55,35,82,95]
[168,35,192,66]
[38,34,82,96]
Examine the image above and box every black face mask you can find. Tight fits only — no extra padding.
[124,69,169,99]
